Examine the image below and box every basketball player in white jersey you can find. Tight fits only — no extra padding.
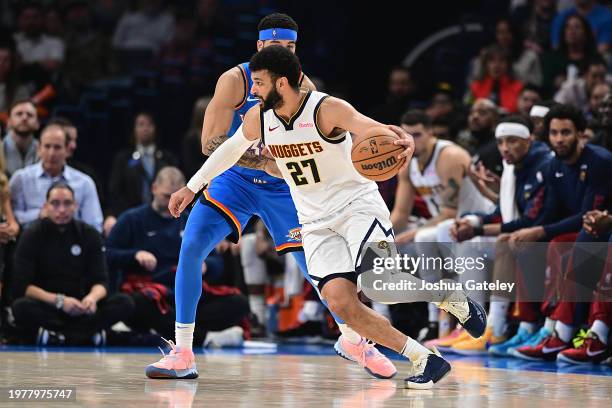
[172,46,487,389]
[390,110,494,342]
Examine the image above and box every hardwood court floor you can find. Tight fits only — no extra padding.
[1,347,611,407]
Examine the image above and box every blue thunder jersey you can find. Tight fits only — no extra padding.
[199,62,307,248]
[227,63,278,184]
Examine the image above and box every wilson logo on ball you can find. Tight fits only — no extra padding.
[360,156,398,171]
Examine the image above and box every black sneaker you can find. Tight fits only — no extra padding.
[437,292,487,339]
[404,352,451,390]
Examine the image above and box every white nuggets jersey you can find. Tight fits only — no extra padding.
[408,140,452,217]
[262,91,378,224]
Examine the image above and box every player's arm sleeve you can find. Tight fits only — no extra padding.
[187,124,257,192]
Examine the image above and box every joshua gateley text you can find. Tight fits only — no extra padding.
[372,278,515,293]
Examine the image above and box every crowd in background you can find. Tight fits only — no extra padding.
[0,0,611,365]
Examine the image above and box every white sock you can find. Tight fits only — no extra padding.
[555,321,574,343]
[591,320,609,345]
[488,297,509,337]
[428,303,439,323]
[175,322,195,350]
[518,321,537,334]
[338,323,362,344]
[400,337,430,361]
[249,295,266,325]
[544,317,556,332]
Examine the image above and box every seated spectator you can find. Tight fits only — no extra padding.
[541,13,598,94]
[47,117,104,207]
[181,96,210,178]
[431,115,454,141]
[13,2,65,77]
[447,117,552,354]
[457,99,503,177]
[0,146,20,300]
[592,92,611,150]
[530,103,551,141]
[586,82,610,122]
[517,84,543,117]
[106,112,178,235]
[10,182,133,345]
[468,45,524,114]
[0,37,33,122]
[550,0,612,54]
[470,18,543,87]
[426,84,456,122]
[369,66,417,124]
[107,167,249,346]
[9,124,103,232]
[112,0,174,55]
[508,104,612,362]
[1,99,39,177]
[391,110,495,341]
[554,56,607,114]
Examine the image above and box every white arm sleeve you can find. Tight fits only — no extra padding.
[186,125,257,193]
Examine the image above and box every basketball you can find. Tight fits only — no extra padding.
[351,127,406,181]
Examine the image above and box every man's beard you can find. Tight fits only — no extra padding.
[262,88,283,111]
[554,138,579,160]
[12,126,34,138]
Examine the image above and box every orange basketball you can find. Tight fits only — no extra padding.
[351,127,406,181]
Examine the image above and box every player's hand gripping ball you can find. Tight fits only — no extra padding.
[351,125,413,181]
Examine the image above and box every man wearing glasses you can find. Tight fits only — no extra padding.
[10,182,133,345]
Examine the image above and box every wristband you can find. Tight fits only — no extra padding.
[473,226,484,236]
[55,293,65,310]
[186,174,208,193]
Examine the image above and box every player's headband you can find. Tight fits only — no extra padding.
[530,105,550,118]
[259,28,298,41]
[495,122,530,139]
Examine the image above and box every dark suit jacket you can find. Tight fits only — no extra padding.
[107,147,178,216]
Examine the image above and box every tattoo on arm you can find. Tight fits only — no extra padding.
[203,134,268,170]
[442,177,460,209]
[236,153,268,170]
[202,134,229,156]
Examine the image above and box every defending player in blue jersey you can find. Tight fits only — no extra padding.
[146,13,397,380]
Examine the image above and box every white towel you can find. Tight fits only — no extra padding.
[500,161,520,222]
